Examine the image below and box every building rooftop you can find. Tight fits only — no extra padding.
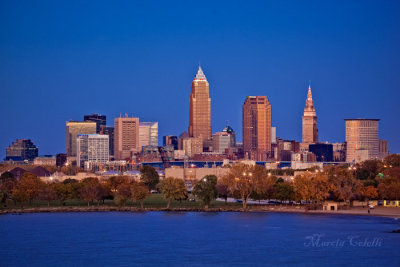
[344,119,380,121]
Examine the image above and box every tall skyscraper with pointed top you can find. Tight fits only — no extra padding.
[189,66,211,146]
[302,85,318,144]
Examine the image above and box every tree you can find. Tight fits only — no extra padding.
[383,154,400,168]
[378,177,400,200]
[140,165,160,190]
[329,168,361,204]
[216,181,229,203]
[356,160,383,180]
[131,182,149,209]
[293,173,314,203]
[39,184,57,206]
[52,179,81,205]
[79,178,102,206]
[114,182,132,207]
[193,175,218,210]
[106,176,129,192]
[221,164,270,210]
[274,182,295,203]
[0,171,16,207]
[158,177,188,208]
[360,185,378,201]
[13,172,45,204]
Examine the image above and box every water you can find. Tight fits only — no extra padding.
[0,212,399,266]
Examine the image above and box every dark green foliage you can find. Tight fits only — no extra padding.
[193,175,218,209]
[140,165,160,190]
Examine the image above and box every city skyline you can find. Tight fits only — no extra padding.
[1,1,399,158]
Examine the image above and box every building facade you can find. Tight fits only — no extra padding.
[84,113,106,133]
[139,122,158,149]
[163,135,178,150]
[242,96,272,161]
[100,125,114,157]
[5,139,39,161]
[302,85,318,144]
[77,134,109,169]
[345,119,379,163]
[183,137,203,158]
[114,116,140,160]
[66,121,97,157]
[188,66,211,148]
[309,143,333,162]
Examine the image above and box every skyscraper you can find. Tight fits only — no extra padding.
[114,116,140,160]
[139,122,158,149]
[163,135,178,150]
[84,113,106,133]
[188,66,211,147]
[5,139,39,161]
[66,121,97,157]
[243,96,272,161]
[302,85,318,144]
[77,134,109,168]
[345,119,379,163]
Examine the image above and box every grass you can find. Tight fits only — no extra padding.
[1,194,244,210]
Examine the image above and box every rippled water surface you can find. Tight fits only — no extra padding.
[0,212,399,266]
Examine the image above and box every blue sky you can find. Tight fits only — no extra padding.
[1,0,399,158]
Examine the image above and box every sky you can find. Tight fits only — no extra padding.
[1,0,399,159]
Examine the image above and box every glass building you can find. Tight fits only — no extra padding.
[5,139,38,161]
[77,134,109,168]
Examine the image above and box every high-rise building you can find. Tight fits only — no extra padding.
[77,134,109,168]
[188,66,211,147]
[178,132,189,150]
[222,125,236,147]
[139,122,158,149]
[163,135,178,150]
[271,127,277,144]
[345,119,379,163]
[379,139,389,159]
[213,126,236,154]
[5,139,39,161]
[309,143,333,162]
[84,113,106,133]
[243,96,272,161]
[100,125,114,157]
[183,137,203,158]
[114,116,140,160]
[56,153,67,167]
[302,85,318,144]
[66,121,97,157]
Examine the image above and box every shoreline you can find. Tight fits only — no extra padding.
[1,206,399,219]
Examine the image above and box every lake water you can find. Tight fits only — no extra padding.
[0,212,399,266]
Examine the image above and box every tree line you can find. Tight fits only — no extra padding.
[1,155,399,210]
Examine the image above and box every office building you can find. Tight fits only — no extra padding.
[100,125,114,157]
[213,126,236,154]
[66,121,97,157]
[379,139,389,159]
[114,116,140,160]
[77,134,109,168]
[139,122,158,149]
[183,137,203,158]
[243,96,272,161]
[345,119,379,163]
[188,66,211,146]
[56,153,67,167]
[163,135,178,150]
[309,143,333,162]
[5,139,39,161]
[302,85,318,144]
[84,113,106,133]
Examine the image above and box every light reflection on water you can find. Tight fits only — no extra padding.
[0,212,399,266]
